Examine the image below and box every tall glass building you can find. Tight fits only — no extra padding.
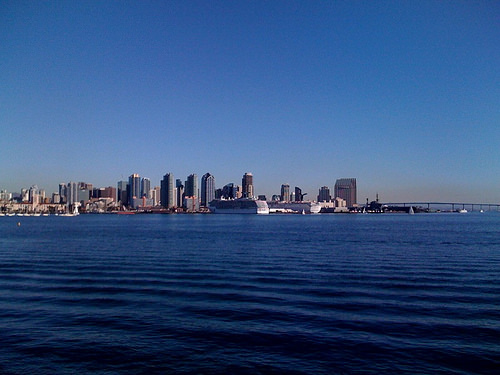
[117,181,128,205]
[161,173,175,209]
[201,173,215,206]
[141,177,151,198]
[128,174,141,206]
[242,172,254,198]
[185,174,198,198]
[334,178,357,207]
[317,186,331,202]
[280,184,290,202]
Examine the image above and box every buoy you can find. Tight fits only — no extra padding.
[17,222,21,227]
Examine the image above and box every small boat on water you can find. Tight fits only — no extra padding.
[458,209,468,214]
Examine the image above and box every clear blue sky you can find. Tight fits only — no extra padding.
[1,1,499,203]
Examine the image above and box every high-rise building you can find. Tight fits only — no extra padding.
[280,184,290,202]
[294,187,304,202]
[242,172,254,198]
[67,182,78,204]
[128,174,141,206]
[152,186,161,206]
[59,183,67,203]
[176,179,184,208]
[317,186,331,202]
[29,185,38,204]
[334,178,357,207]
[21,188,29,202]
[221,183,236,199]
[117,181,128,205]
[78,188,90,203]
[161,173,175,209]
[201,173,216,206]
[141,178,151,198]
[100,186,117,201]
[185,174,198,198]
[52,193,61,204]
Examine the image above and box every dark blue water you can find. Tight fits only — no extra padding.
[0,213,499,374]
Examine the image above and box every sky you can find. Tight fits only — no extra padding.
[1,0,499,203]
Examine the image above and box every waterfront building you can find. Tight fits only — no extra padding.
[52,193,60,204]
[215,188,222,199]
[20,188,29,202]
[141,178,151,198]
[152,186,161,206]
[235,185,242,198]
[334,178,357,207]
[183,196,199,212]
[100,186,117,201]
[280,184,290,202]
[77,188,90,203]
[67,182,78,204]
[58,183,67,203]
[317,186,331,202]
[221,183,239,199]
[161,173,175,209]
[0,190,12,201]
[117,181,128,206]
[128,174,141,206]
[242,172,254,198]
[201,173,215,207]
[175,179,184,207]
[131,197,154,209]
[295,187,305,202]
[185,174,198,198]
[29,185,38,204]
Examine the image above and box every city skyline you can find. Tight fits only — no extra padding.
[1,2,499,203]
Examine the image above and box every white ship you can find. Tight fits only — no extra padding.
[268,201,322,214]
[209,198,269,214]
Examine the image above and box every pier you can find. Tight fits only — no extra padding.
[383,202,500,212]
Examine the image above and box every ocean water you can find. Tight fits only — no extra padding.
[0,213,499,374]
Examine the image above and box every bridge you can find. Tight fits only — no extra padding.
[382,202,500,212]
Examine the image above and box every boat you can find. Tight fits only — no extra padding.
[267,201,321,214]
[409,206,415,215]
[458,209,468,214]
[209,198,269,214]
[61,204,80,217]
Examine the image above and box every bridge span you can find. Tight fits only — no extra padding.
[382,202,500,212]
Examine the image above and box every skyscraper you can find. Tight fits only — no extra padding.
[185,174,198,198]
[294,186,304,202]
[67,182,78,205]
[201,173,215,206]
[161,173,175,209]
[141,177,151,198]
[59,183,67,203]
[176,179,184,208]
[334,178,357,207]
[242,172,254,198]
[128,173,141,206]
[317,186,331,202]
[117,180,128,205]
[280,184,290,202]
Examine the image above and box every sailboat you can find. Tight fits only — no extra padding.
[408,206,415,215]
